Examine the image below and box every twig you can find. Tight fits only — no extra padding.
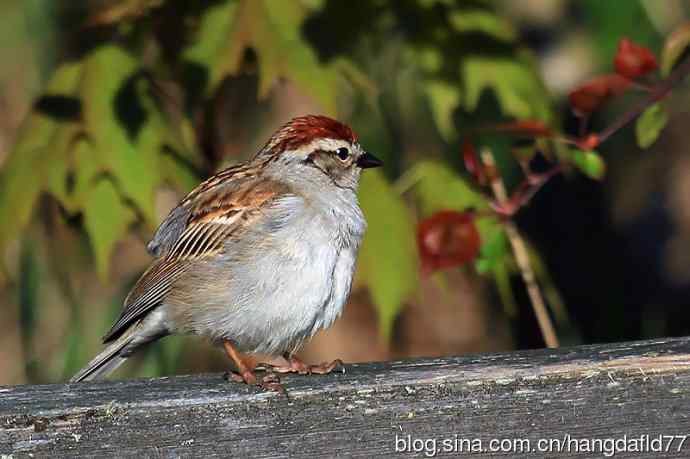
[481,148,560,348]
[490,165,561,217]
[598,54,690,143]
[472,55,690,220]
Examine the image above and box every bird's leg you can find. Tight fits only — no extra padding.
[222,340,285,392]
[223,340,257,384]
[260,353,344,375]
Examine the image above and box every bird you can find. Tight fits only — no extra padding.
[70,114,383,391]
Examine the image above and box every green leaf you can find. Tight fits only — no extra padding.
[424,80,460,142]
[449,9,516,42]
[404,46,442,74]
[661,22,690,77]
[83,177,136,280]
[571,149,606,180]
[475,223,508,272]
[461,57,551,120]
[80,44,160,224]
[413,161,489,214]
[635,102,669,149]
[582,0,659,68]
[0,62,82,248]
[70,138,104,208]
[0,127,51,250]
[186,0,338,115]
[358,170,418,340]
[161,152,200,192]
[45,123,82,212]
[183,0,239,84]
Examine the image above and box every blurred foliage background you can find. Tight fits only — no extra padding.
[3,0,690,385]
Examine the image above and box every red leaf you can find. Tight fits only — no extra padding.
[417,211,481,275]
[614,38,658,79]
[490,120,554,138]
[568,74,631,116]
[462,140,486,185]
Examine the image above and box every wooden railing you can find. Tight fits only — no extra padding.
[2,337,690,457]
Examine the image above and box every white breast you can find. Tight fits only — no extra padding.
[182,191,366,355]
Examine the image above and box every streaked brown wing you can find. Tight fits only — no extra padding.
[103,171,292,343]
[102,257,188,342]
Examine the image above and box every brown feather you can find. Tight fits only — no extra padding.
[104,174,292,342]
[259,115,357,155]
[104,114,348,343]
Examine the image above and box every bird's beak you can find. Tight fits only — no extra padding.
[356,152,384,169]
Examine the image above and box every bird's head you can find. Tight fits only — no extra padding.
[257,115,383,191]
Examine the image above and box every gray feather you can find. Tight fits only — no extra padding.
[147,205,189,257]
[69,330,135,382]
[72,310,170,382]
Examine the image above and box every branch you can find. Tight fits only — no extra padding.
[478,54,690,219]
[598,54,690,143]
[481,148,560,349]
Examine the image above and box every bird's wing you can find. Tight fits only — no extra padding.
[102,170,295,343]
[147,162,270,258]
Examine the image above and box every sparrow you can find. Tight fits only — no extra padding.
[70,115,383,391]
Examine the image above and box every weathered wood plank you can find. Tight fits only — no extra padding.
[2,337,690,458]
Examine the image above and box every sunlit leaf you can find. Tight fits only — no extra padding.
[298,0,325,11]
[571,149,606,180]
[45,124,82,212]
[462,57,551,120]
[475,224,508,272]
[83,178,137,280]
[80,44,160,224]
[405,46,442,74]
[661,22,690,77]
[161,152,200,192]
[635,102,669,149]
[183,0,239,87]
[70,139,103,208]
[186,0,338,115]
[0,62,82,249]
[0,128,51,251]
[358,170,418,340]
[449,9,516,42]
[424,80,460,142]
[414,160,489,215]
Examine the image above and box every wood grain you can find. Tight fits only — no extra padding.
[2,337,690,458]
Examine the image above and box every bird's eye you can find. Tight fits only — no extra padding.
[335,147,350,161]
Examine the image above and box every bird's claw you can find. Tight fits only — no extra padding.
[225,369,286,394]
[257,356,345,375]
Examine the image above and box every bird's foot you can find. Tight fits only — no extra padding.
[222,339,285,393]
[225,370,285,393]
[258,354,345,375]
[257,372,286,393]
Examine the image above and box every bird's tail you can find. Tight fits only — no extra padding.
[70,328,137,382]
